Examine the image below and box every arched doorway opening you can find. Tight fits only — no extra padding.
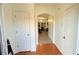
[37,13,54,45]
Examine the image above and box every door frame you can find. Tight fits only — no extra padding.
[35,13,55,45]
[76,15,79,55]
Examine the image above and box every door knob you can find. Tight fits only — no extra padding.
[63,36,66,39]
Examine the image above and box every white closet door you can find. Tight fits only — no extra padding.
[62,6,78,55]
[15,11,31,52]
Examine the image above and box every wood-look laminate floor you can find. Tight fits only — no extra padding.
[15,43,62,55]
[38,31,52,44]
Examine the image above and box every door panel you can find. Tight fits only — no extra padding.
[62,7,78,54]
[15,12,31,52]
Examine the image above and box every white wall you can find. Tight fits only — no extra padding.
[54,4,64,54]
[1,4,17,54]
[48,16,54,41]
[35,4,55,16]
[28,4,36,51]
[0,4,8,55]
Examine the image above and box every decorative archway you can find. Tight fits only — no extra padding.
[35,13,55,45]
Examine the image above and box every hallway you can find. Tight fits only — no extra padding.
[38,31,52,44]
[16,43,62,55]
[0,3,79,55]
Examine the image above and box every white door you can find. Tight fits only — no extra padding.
[14,11,31,52]
[62,6,78,55]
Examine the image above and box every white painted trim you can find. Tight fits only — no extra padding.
[54,42,63,55]
[0,4,3,55]
[0,4,8,55]
[76,14,79,55]
[35,15,38,46]
[52,16,55,43]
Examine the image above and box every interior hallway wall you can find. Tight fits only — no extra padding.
[1,4,17,54]
[48,16,54,41]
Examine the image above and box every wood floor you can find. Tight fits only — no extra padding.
[15,43,62,55]
[38,31,52,44]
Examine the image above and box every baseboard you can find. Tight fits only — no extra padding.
[31,49,36,51]
[53,42,63,55]
[30,46,36,52]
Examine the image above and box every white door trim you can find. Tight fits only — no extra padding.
[76,15,79,55]
[35,14,55,45]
